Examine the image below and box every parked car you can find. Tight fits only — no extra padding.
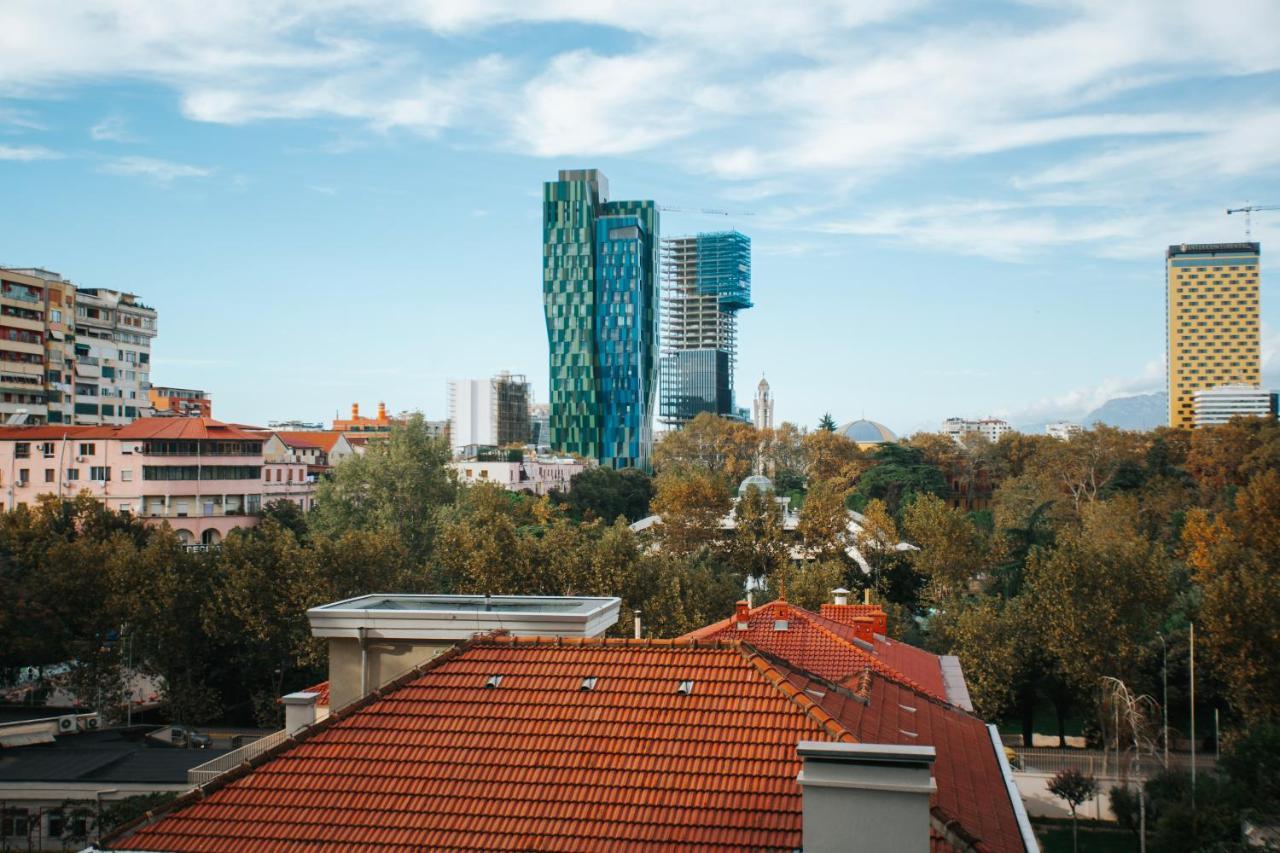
[170,725,212,749]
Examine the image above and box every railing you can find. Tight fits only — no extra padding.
[187,728,289,786]
[1011,747,1216,777]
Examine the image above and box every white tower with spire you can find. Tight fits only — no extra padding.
[752,376,774,431]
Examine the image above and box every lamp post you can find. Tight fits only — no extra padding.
[1160,633,1169,768]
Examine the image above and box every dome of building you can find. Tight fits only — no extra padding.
[836,419,897,445]
[737,474,775,497]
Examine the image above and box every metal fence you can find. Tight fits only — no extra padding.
[187,728,289,786]
[1011,747,1216,778]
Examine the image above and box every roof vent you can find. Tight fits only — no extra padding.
[774,620,789,632]
[484,675,502,689]
[676,680,695,695]
[580,677,597,691]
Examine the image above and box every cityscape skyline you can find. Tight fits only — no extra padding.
[1,2,1278,435]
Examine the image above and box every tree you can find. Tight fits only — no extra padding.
[854,499,900,598]
[648,470,731,556]
[637,551,743,638]
[554,466,653,523]
[1184,469,1280,723]
[1047,768,1098,853]
[1027,498,1172,696]
[651,412,757,486]
[802,429,866,488]
[728,484,790,580]
[796,479,854,564]
[852,444,948,517]
[817,413,837,432]
[901,493,986,601]
[311,413,456,564]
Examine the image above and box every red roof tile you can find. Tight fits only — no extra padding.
[115,417,263,442]
[301,681,330,707]
[110,638,855,852]
[276,431,344,453]
[778,664,1025,853]
[683,600,946,702]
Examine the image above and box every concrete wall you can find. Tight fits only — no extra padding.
[328,637,454,712]
[1015,770,1138,822]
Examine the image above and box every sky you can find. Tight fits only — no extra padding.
[1,0,1279,435]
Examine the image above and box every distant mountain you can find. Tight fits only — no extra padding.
[1082,392,1167,431]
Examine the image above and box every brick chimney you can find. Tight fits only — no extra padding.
[350,402,359,420]
[377,401,387,421]
[797,742,936,853]
[735,600,751,630]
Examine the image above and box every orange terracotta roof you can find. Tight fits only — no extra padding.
[276,431,343,453]
[682,600,945,702]
[274,432,323,450]
[115,417,263,442]
[301,680,330,707]
[777,663,1025,853]
[109,637,855,852]
[872,635,948,699]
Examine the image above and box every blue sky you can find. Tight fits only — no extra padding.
[1,1,1278,434]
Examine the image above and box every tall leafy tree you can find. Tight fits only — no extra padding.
[648,469,731,556]
[728,484,790,580]
[311,413,456,564]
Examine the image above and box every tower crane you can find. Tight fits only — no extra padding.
[1226,204,1280,240]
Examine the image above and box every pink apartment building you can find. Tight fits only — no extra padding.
[0,418,310,544]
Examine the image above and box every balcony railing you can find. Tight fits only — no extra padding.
[187,728,289,786]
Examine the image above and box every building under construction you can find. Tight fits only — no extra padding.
[448,371,530,455]
[659,231,752,428]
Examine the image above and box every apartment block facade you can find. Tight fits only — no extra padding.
[0,418,290,544]
[149,386,212,418]
[73,288,157,425]
[1192,383,1276,426]
[1166,242,1261,428]
[659,231,752,428]
[542,169,659,469]
[0,268,76,425]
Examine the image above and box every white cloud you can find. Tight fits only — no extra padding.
[100,156,211,181]
[0,144,59,160]
[90,115,138,142]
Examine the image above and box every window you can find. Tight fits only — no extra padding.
[90,466,110,481]
[44,469,54,483]
[14,442,29,459]
[17,468,28,485]
[40,441,54,458]
[65,468,79,481]
[121,469,132,481]
[2,808,30,838]
[79,442,95,456]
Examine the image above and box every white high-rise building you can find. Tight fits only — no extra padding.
[753,376,773,431]
[1192,384,1275,427]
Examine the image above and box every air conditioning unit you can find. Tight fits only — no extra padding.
[78,713,101,731]
[75,456,87,463]
[57,714,77,733]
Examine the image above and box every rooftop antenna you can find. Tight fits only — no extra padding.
[1226,204,1280,239]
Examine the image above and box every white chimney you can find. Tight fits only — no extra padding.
[832,587,850,606]
[797,742,936,853]
[281,691,320,735]
[633,610,642,639]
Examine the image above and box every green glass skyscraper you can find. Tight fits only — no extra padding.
[542,170,659,469]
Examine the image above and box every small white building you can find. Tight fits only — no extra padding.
[1192,384,1276,427]
[1045,421,1083,440]
[942,417,1011,443]
[449,455,587,496]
